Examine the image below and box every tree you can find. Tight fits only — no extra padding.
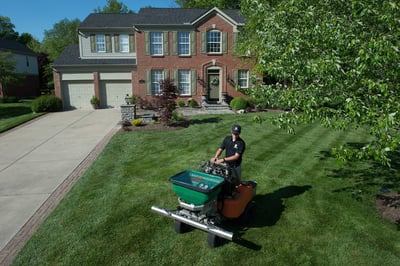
[41,18,80,61]
[0,16,18,40]
[238,0,400,165]
[94,0,133,13]
[0,52,23,97]
[156,78,179,125]
[176,0,240,9]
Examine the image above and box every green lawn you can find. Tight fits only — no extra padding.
[13,113,400,265]
[0,102,44,133]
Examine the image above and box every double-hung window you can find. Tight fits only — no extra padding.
[119,34,129,53]
[96,34,106,53]
[178,70,191,95]
[238,70,249,88]
[150,32,163,56]
[178,32,190,56]
[206,30,221,53]
[151,70,164,94]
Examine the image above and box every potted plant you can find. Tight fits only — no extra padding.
[90,95,100,109]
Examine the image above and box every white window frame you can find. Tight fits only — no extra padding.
[119,34,129,53]
[206,30,221,53]
[150,32,163,56]
[151,70,164,94]
[178,32,190,56]
[96,34,106,53]
[238,70,249,88]
[178,70,191,95]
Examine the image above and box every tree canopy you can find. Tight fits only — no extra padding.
[239,0,400,165]
[94,0,133,13]
[175,0,240,9]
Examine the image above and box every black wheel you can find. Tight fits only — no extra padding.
[207,233,221,247]
[174,220,191,233]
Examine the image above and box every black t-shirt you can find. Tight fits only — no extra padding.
[220,136,246,167]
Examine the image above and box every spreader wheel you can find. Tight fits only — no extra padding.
[174,220,191,233]
[207,233,221,247]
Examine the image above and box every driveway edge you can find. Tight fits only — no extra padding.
[0,126,120,266]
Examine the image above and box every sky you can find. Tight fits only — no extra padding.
[1,0,179,42]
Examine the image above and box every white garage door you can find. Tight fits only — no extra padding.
[62,82,94,109]
[100,81,132,108]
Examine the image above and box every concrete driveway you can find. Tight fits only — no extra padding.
[0,109,120,264]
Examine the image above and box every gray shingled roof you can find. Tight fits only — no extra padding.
[135,8,244,25]
[0,38,37,56]
[78,8,244,28]
[52,44,136,67]
[79,13,140,29]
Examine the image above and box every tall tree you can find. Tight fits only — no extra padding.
[94,0,133,13]
[0,16,18,40]
[239,0,400,165]
[175,0,240,9]
[41,18,80,61]
[0,52,22,97]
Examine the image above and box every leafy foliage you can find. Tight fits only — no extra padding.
[31,95,62,113]
[239,0,400,165]
[230,97,248,110]
[176,0,240,8]
[0,52,24,97]
[94,0,133,13]
[156,78,179,125]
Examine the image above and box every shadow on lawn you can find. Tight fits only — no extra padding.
[320,144,400,199]
[189,117,222,125]
[226,185,312,250]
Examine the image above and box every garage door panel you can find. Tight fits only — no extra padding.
[62,82,94,110]
[100,81,132,108]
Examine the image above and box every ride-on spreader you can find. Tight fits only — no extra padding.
[151,161,257,247]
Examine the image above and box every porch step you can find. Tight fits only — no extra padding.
[202,102,231,111]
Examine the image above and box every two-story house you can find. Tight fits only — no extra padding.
[0,38,40,98]
[53,7,254,110]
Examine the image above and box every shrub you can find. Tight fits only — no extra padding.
[131,119,143,126]
[130,95,137,104]
[171,110,184,122]
[230,97,248,110]
[31,95,62,113]
[189,99,198,108]
[177,100,185,107]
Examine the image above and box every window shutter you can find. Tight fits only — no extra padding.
[146,70,151,95]
[105,34,112,53]
[222,32,227,54]
[163,32,169,55]
[90,34,96,52]
[233,69,238,85]
[232,32,238,55]
[200,32,206,54]
[129,34,135,52]
[163,69,169,80]
[172,32,177,55]
[191,70,197,95]
[173,70,178,84]
[144,32,150,55]
[114,34,120,52]
[190,31,196,56]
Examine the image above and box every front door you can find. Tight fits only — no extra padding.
[207,69,220,101]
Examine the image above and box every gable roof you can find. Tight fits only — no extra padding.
[0,38,37,56]
[135,7,244,26]
[79,13,140,29]
[52,44,136,67]
[78,8,244,29]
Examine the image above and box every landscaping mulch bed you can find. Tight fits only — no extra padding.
[376,193,400,224]
[120,118,190,132]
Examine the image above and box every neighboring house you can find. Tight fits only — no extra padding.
[53,7,255,110]
[0,38,40,98]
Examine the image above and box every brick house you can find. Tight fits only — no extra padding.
[53,7,255,110]
[0,38,40,98]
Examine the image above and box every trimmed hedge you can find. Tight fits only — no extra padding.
[31,95,62,113]
[230,97,248,110]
